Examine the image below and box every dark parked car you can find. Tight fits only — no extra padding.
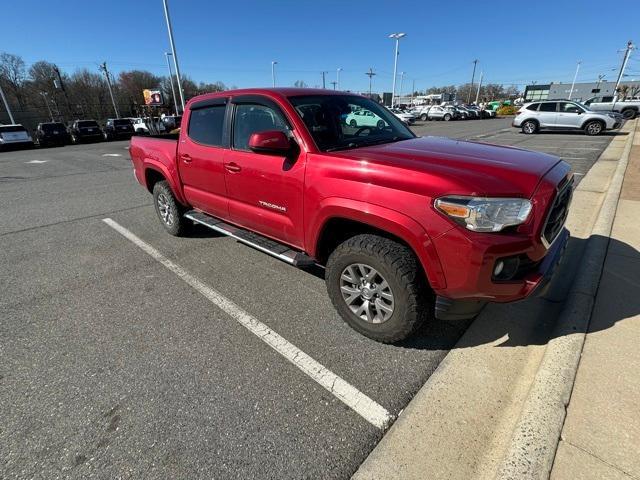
[69,120,103,144]
[34,122,71,147]
[104,118,134,140]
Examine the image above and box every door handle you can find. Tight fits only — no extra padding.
[180,153,192,163]
[225,162,242,173]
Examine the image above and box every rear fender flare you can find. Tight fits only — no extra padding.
[143,159,187,205]
[308,198,447,290]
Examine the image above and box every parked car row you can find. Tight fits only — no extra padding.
[0,115,182,151]
[406,104,496,122]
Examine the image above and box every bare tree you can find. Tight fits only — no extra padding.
[0,52,27,108]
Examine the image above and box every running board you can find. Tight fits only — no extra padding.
[184,210,314,267]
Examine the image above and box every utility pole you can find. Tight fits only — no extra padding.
[40,92,54,121]
[330,81,337,90]
[568,61,582,100]
[595,74,606,93]
[99,62,119,117]
[475,71,483,104]
[336,68,342,90]
[0,82,15,124]
[53,65,72,117]
[614,40,634,92]
[162,0,186,112]
[468,59,478,103]
[321,71,327,89]
[271,61,277,87]
[389,33,406,107]
[165,52,179,116]
[365,68,376,97]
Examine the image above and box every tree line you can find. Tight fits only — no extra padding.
[0,51,229,129]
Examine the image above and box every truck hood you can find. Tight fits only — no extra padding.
[334,136,562,198]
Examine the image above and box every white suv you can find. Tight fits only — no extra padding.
[513,100,623,136]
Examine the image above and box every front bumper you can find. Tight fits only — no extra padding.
[435,228,569,320]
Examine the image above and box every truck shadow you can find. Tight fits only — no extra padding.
[400,235,640,350]
[518,131,628,137]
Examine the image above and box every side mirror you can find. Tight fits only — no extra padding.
[248,130,291,154]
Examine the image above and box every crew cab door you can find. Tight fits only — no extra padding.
[223,95,305,248]
[556,102,584,128]
[177,97,230,220]
[584,96,614,112]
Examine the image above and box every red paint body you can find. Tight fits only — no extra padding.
[130,88,571,303]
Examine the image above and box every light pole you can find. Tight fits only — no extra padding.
[321,71,327,89]
[165,52,180,115]
[568,61,582,100]
[614,41,634,92]
[389,33,406,107]
[0,82,15,124]
[398,71,405,104]
[336,67,342,90]
[271,61,277,87]
[162,0,186,112]
[330,81,337,90]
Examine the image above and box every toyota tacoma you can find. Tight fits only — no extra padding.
[129,88,572,343]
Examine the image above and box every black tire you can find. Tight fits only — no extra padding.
[349,119,357,127]
[325,234,432,343]
[521,120,538,134]
[420,113,428,121]
[152,180,188,236]
[584,120,604,136]
[376,120,385,129]
[621,108,637,120]
[443,113,451,121]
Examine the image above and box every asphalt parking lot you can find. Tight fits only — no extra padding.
[0,120,618,479]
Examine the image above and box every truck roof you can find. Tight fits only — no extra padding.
[186,88,358,108]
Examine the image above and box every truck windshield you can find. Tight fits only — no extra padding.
[289,94,414,152]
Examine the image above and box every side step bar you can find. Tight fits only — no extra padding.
[184,210,315,267]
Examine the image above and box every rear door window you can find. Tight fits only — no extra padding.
[188,105,226,146]
[539,103,557,112]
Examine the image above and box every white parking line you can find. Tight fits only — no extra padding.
[25,160,48,164]
[102,218,394,430]
[102,153,122,157]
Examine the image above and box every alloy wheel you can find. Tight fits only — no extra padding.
[339,263,395,324]
[157,193,174,226]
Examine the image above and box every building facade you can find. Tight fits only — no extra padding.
[524,80,640,103]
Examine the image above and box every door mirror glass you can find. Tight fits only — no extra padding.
[248,130,290,154]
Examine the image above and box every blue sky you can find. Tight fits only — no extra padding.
[3,0,639,93]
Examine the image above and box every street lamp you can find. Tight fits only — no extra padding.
[162,0,186,113]
[164,52,180,116]
[398,71,406,104]
[568,61,582,100]
[389,33,406,107]
[336,67,342,90]
[271,61,278,87]
[595,74,606,93]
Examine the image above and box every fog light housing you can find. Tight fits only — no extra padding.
[493,257,521,281]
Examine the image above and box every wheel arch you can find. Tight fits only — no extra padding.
[143,162,187,205]
[309,201,447,290]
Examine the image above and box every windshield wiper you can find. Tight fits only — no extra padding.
[325,142,359,152]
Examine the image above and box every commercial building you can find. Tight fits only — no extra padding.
[524,80,640,102]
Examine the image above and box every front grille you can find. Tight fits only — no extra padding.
[542,176,573,247]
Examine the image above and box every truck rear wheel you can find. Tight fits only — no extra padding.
[325,234,432,343]
[621,108,637,120]
[153,180,188,236]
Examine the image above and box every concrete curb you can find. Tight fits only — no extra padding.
[496,121,637,480]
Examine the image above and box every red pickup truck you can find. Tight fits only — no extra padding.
[129,88,571,343]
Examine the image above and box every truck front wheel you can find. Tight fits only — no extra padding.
[325,234,432,343]
[153,180,188,236]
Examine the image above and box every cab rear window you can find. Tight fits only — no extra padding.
[0,125,27,132]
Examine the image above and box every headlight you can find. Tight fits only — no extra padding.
[434,196,532,232]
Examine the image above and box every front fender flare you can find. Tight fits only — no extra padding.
[308,197,447,290]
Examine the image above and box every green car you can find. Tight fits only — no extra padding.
[344,110,387,128]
